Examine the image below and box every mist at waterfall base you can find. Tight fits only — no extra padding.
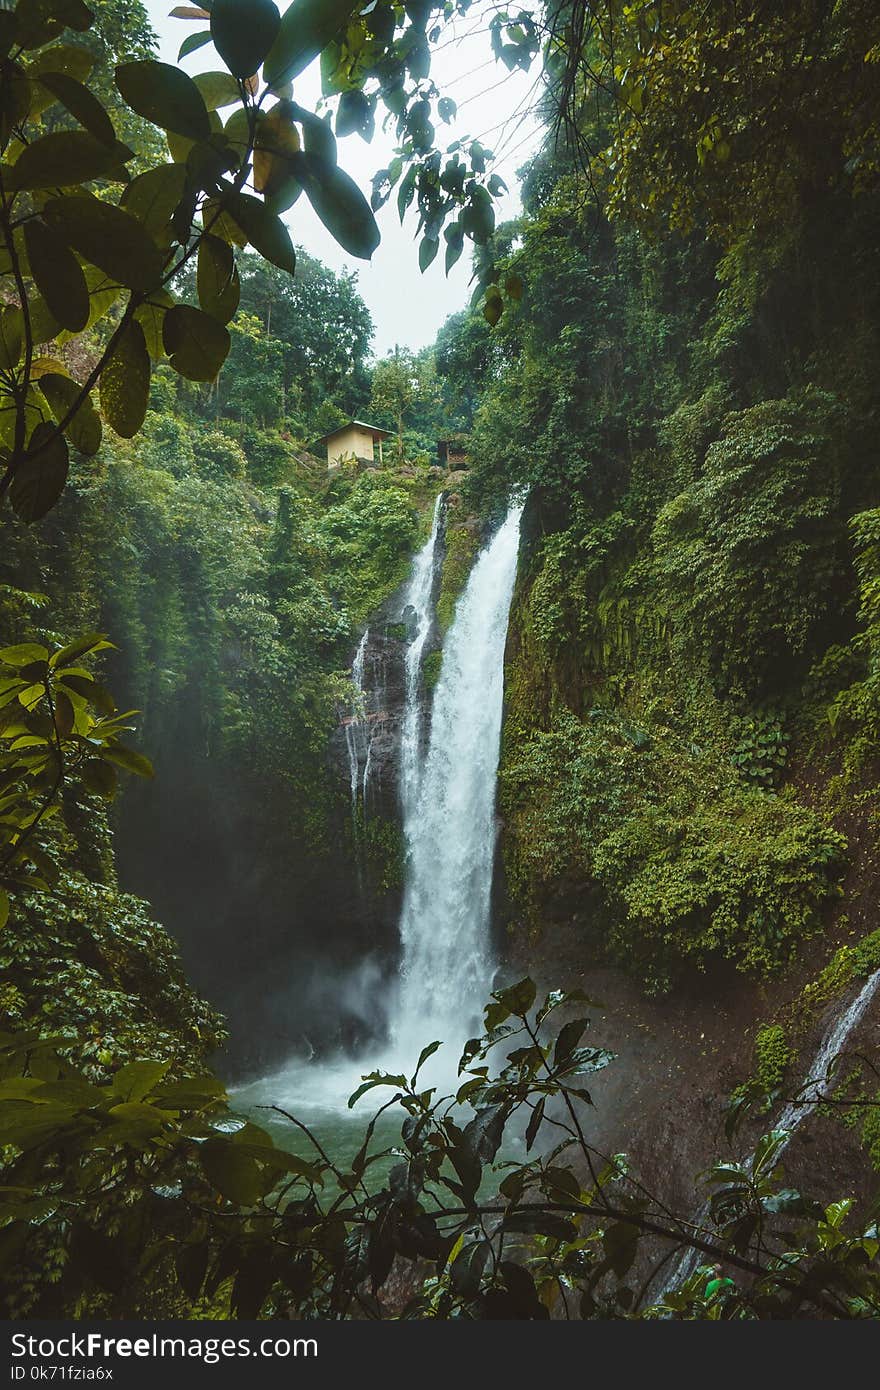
[236,500,524,1150]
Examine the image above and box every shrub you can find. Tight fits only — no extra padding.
[652,390,847,694]
[500,709,845,992]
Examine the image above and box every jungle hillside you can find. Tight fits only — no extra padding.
[0,0,879,1325]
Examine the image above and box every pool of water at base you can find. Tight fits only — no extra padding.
[231,1048,525,1192]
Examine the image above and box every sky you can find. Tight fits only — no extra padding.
[145,1,545,358]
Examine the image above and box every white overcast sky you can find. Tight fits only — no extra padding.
[145,1,544,357]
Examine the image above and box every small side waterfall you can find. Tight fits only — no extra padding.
[661,966,880,1295]
[399,493,445,821]
[775,967,880,1136]
[343,628,370,822]
[393,502,524,1057]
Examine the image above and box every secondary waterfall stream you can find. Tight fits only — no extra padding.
[399,493,445,822]
[344,628,369,823]
[659,965,880,1294]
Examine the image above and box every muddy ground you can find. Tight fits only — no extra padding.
[505,906,879,1270]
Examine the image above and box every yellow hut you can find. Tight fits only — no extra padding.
[314,420,391,471]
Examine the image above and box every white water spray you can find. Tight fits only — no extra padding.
[393,502,524,1060]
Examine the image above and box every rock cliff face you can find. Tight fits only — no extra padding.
[329,506,447,826]
[328,485,490,831]
[319,502,449,1035]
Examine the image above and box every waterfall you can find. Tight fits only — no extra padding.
[237,498,523,1119]
[659,966,880,1296]
[773,968,880,1136]
[343,628,369,822]
[393,502,524,1058]
[399,493,445,821]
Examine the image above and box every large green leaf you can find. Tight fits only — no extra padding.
[36,71,116,146]
[26,42,95,83]
[103,1101,168,1146]
[10,422,69,524]
[49,632,111,667]
[197,234,239,323]
[0,385,46,452]
[0,642,49,667]
[419,235,438,272]
[222,105,251,166]
[336,88,374,140]
[492,978,536,1018]
[38,372,101,455]
[9,130,126,191]
[27,296,62,345]
[210,0,280,79]
[23,218,89,332]
[297,153,379,259]
[44,196,165,291]
[202,194,247,247]
[111,1059,170,1102]
[115,60,211,143]
[80,758,116,799]
[99,319,150,437]
[252,102,302,209]
[445,221,464,274]
[553,1018,589,1069]
[192,70,241,112]
[0,1098,78,1153]
[163,305,230,381]
[15,0,92,51]
[201,1139,270,1206]
[220,190,296,273]
[134,290,175,359]
[0,308,23,372]
[0,63,32,146]
[263,0,357,90]
[120,162,188,242]
[102,744,154,778]
[82,265,123,329]
[462,185,496,244]
[290,101,336,164]
[178,30,212,62]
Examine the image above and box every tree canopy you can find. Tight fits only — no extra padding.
[1,0,880,1329]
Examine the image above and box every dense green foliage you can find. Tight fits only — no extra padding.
[501,709,845,993]
[0,0,517,531]
[428,3,880,1004]
[2,875,225,1077]
[2,0,880,1326]
[3,978,879,1320]
[0,398,447,1055]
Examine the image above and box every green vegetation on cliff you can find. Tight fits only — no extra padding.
[430,6,880,1006]
[2,0,880,1326]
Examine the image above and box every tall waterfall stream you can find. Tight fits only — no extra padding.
[394,501,523,1057]
[238,499,523,1137]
